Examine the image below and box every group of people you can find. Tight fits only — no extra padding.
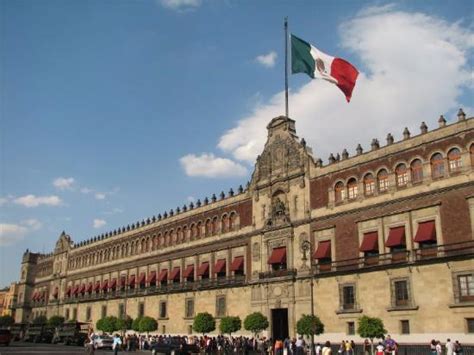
[83,332,467,355]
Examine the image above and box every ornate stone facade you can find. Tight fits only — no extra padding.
[12,114,474,342]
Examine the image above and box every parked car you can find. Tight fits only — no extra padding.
[150,337,200,355]
[0,329,13,346]
[93,335,114,349]
[54,322,89,346]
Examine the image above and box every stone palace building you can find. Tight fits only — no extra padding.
[12,111,474,342]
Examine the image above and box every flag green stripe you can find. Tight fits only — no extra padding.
[291,34,315,78]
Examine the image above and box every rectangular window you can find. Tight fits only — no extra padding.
[394,280,409,306]
[159,301,167,318]
[162,325,166,334]
[216,295,226,317]
[458,274,474,302]
[187,325,193,335]
[397,172,408,186]
[101,305,107,318]
[86,307,92,321]
[379,178,389,192]
[65,309,70,321]
[119,304,125,318]
[467,318,474,333]
[343,286,355,310]
[401,320,410,334]
[185,298,194,318]
[138,303,145,318]
[72,308,77,321]
[347,322,355,335]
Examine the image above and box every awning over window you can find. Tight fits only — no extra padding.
[230,256,244,271]
[147,271,156,283]
[86,283,93,293]
[414,220,436,243]
[94,281,101,291]
[214,259,226,274]
[128,275,136,286]
[158,269,168,282]
[101,280,109,291]
[169,267,181,281]
[78,284,86,294]
[138,273,146,285]
[360,232,379,252]
[183,265,194,278]
[385,226,406,247]
[66,287,72,296]
[197,262,210,276]
[72,285,79,295]
[53,287,59,297]
[120,276,127,287]
[32,292,38,300]
[268,247,287,264]
[109,279,117,289]
[313,241,331,259]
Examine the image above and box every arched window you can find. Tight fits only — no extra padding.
[190,224,197,239]
[410,159,423,184]
[212,217,219,235]
[196,222,202,238]
[395,163,408,187]
[177,228,183,243]
[470,144,474,166]
[347,178,358,199]
[229,212,238,231]
[334,181,345,202]
[377,169,389,192]
[448,148,462,172]
[205,219,212,236]
[182,226,188,241]
[363,173,375,196]
[431,153,445,178]
[221,215,229,233]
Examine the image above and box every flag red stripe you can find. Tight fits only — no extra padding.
[331,58,359,102]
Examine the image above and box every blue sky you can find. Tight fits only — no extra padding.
[1,0,473,287]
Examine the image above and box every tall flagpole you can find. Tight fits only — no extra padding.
[284,17,289,118]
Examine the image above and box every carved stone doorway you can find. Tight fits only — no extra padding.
[271,308,289,341]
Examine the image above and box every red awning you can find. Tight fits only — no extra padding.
[360,232,379,252]
[313,241,331,259]
[72,285,79,295]
[268,247,287,264]
[41,291,46,300]
[128,275,136,286]
[32,292,38,300]
[101,280,109,290]
[158,269,168,282]
[120,276,127,287]
[230,256,244,271]
[147,271,157,283]
[138,273,146,285]
[86,283,93,293]
[79,284,86,294]
[183,265,194,278]
[110,278,117,289]
[414,221,436,243]
[385,226,406,247]
[214,259,226,274]
[169,267,181,281]
[197,262,209,276]
[94,281,101,291]
[53,287,59,297]
[66,287,72,296]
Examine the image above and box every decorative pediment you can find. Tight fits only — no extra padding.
[54,231,72,254]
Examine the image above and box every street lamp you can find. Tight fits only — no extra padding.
[300,240,315,355]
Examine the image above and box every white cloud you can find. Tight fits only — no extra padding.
[13,195,62,208]
[218,7,473,163]
[160,0,201,11]
[0,223,28,246]
[256,51,278,68]
[187,196,195,202]
[93,219,107,229]
[80,187,92,194]
[103,208,124,215]
[21,219,42,231]
[53,177,75,190]
[95,193,106,200]
[180,153,248,178]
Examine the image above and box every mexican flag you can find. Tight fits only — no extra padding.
[291,34,359,102]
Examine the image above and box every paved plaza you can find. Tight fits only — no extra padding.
[0,343,148,355]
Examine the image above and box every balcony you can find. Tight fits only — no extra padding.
[258,268,297,280]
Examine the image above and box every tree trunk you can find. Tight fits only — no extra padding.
[370,339,374,355]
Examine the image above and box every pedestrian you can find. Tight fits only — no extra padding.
[322,341,332,355]
[315,342,322,355]
[344,340,352,355]
[430,340,437,355]
[85,330,95,355]
[446,339,454,355]
[274,339,284,355]
[113,333,122,355]
[375,342,384,355]
[363,339,370,355]
[295,336,305,355]
[454,341,463,355]
[436,341,442,355]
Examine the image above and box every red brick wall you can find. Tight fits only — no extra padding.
[439,190,472,244]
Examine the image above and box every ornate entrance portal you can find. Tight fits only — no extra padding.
[271,308,289,341]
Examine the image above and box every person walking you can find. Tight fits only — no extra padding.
[113,333,122,355]
[430,340,437,355]
[85,330,95,355]
[446,339,454,355]
[436,341,442,355]
[363,339,370,355]
[322,341,332,355]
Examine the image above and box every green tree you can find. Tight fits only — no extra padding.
[193,312,216,335]
[31,315,47,325]
[0,315,15,327]
[96,316,119,334]
[243,312,269,337]
[357,316,386,355]
[219,316,241,336]
[116,316,133,334]
[139,316,158,335]
[132,316,142,332]
[296,314,324,339]
[47,315,65,329]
